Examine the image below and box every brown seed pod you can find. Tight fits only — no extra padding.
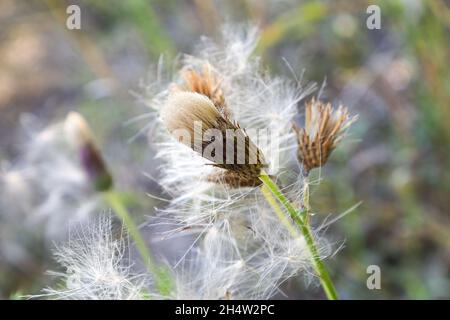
[161,91,266,187]
[65,112,113,191]
[294,98,354,174]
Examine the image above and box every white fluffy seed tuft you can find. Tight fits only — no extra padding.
[37,214,150,300]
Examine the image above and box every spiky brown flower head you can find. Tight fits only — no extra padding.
[294,98,355,174]
[161,91,266,188]
[177,64,230,118]
[64,112,113,191]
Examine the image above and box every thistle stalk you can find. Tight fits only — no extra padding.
[259,172,338,300]
[104,191,172,297]
[65,112,172,297]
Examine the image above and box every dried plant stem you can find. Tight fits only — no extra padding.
[259,172,339,300]
[104,191,172,297]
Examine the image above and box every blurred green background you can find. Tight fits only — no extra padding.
[0,0,449,299]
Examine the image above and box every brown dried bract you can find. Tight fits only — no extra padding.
[294,98,353,173]
[178,64,230,117]
[208,169,263,188]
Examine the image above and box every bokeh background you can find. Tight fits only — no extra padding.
[0,0,449,299]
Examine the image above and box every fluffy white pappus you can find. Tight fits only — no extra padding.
[173,223,245,300]
[0,117,104,279]
[213,202,319,299]
[171,212,323,300]
[1,117,100,240]
[243,207,319,297]
[38,214,150,300]
[162,199,325,299]
[1,118,110,301]
[145,25,313,206]
[151,187,326,299]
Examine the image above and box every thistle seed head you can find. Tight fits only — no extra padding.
[294,98,355,173]
[161,91,265,187]
[64,112,113,191]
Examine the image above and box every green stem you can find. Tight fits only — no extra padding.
[104,191,172,297]
[259,172,339,300]
[260,185,300,237]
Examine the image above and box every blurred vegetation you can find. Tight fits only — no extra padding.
[0,0,449,299]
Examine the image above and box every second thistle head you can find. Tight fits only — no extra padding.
[294,98,356,174]
[161,91,266,187]
[64,112,113,191]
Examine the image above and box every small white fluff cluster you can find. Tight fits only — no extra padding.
[0,114,112,300]
[145,26,327,299]
[40,215,149,300]
[173,208,316,300]
[0,116,101,277]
